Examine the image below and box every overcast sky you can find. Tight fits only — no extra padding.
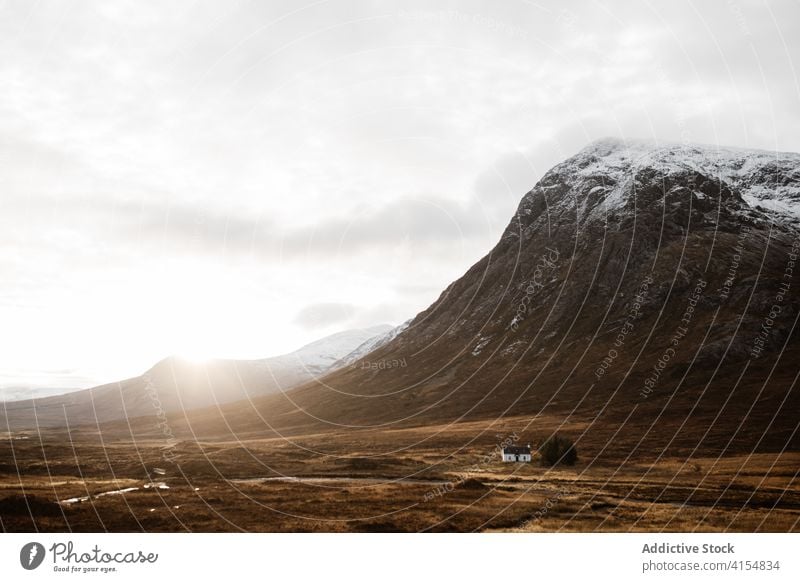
[1,0,799,393]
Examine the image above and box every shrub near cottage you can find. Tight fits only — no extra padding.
[538,434,578,467]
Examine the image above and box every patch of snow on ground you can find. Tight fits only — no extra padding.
[471,336,492,356]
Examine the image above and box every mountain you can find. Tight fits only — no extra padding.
[332,320,412,370]
[1,325,391,429]
[269,325,393,376]
[177,139,800,458]
[0,386,84,403]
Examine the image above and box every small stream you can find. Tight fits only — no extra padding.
[58,476,454,505]
[59,482,170,505]
[230,476,449,486]
[60,487,140,505]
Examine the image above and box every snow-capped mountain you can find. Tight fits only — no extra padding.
[332,320,411,369]
[202,139,799,458]
[7,139,799,459]
[510,138,800,229]
[281,325,393,375]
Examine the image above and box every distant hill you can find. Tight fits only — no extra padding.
[0,386,85,403]
[1,325,391,429]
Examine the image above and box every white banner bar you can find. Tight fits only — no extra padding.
[1,533,797,581]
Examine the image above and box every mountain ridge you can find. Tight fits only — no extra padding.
[5,139,799,461]
[163,139,800,460]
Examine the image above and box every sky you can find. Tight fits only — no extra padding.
[1,0,799,395]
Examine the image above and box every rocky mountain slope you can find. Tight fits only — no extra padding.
[178,139,800,458]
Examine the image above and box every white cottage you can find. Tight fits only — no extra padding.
[502,444,532,462]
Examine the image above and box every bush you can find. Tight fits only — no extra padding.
[538,434,578,467]
[456,478,488,491]
[0,494,63,517]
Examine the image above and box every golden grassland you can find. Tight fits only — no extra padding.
[1,417,797,532]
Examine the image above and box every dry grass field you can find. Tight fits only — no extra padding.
[2,417,797,532]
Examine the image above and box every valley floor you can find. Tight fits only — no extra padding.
[1,419,798,532]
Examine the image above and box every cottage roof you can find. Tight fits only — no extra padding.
[502,445,531,455]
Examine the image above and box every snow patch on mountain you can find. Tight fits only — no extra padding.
[471,335,492,356]
[272,325,393,376]
[517,138,800,225]
[333,320,412,369]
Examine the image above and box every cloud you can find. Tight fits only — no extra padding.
[294,302,356,330]
[126,194,497,260]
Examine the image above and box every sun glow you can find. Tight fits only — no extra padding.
[138,259,271,362]
[171,350,214,366]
